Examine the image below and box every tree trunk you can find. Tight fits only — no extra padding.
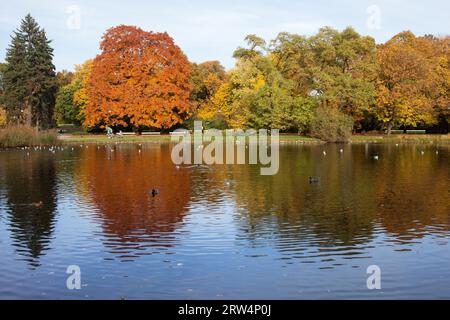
[386,123,393,136]
[26,98,33,127]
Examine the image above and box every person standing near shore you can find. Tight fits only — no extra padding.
[106,126,114,138]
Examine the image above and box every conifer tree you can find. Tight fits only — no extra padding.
[2,14,57,128]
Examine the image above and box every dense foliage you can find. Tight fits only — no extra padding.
[193,28,448,134]
[0,16,448,137]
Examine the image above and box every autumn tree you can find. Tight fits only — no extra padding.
[190,61,227,103]
[2,14,57,128]
[375,32,440,134]
[73,61,93,124]
[55,60,92,125]
[197,36,269,129]
[85,25,192,131]
[190,61,227,127]
[428,36,450,132]
[200,35,316,132]
[56,70,74,88]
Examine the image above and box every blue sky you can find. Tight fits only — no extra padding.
[1,0,449,71]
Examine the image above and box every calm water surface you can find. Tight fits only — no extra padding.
[0,143,449,299]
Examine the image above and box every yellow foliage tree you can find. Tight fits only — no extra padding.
[375,32,440,133]
[200,82,247,129]
[72,60,93,123]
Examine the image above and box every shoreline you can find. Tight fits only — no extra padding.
[1,133,449,149]
[58,134,450,145]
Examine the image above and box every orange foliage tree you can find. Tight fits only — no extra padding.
[84,25,192,130]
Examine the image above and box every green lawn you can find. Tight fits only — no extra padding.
[58,133,450,145]
[349,134,450,144]
[59,134,173,144]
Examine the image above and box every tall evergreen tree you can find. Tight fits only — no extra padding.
[2,14,57,128]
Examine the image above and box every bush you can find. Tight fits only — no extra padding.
[310,107,354,143]
[0,125,59,148]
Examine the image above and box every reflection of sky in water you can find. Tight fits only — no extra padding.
[0,143,449,299]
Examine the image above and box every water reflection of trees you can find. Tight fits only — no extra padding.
[372,145,450,237]
[0,152,57,268]
[75,144,191,260]
[231,145,450,263]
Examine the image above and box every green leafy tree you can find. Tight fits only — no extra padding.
[2,14,57,128]
[195,34,318,131]
[201,37,317,132]
[55,85,78,125]
[271,27,377,129]
[233,34,267,60]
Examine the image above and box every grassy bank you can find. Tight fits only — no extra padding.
[59,134,322,144]
[59,133,450,145]
[59,134,173,144]
[349,134,450,144]
[0,126,59,148]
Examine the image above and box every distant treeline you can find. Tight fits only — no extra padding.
[0,15,449,136]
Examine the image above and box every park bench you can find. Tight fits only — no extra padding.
[384,129,404,134]
[406,130,426,134]
[141,132,161,136]
[120,132,136,136]
[170,131,189,137]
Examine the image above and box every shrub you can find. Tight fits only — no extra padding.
[0,107,6,127]
[0,125,59,148]
[310,107,354,143]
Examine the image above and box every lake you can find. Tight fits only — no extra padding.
[0,142,449,299]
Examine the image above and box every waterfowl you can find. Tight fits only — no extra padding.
[323,151,327,156]
[31,201,43,208]
[373,155,379,160]
[150,189,159,197]
[309,177,320,184]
